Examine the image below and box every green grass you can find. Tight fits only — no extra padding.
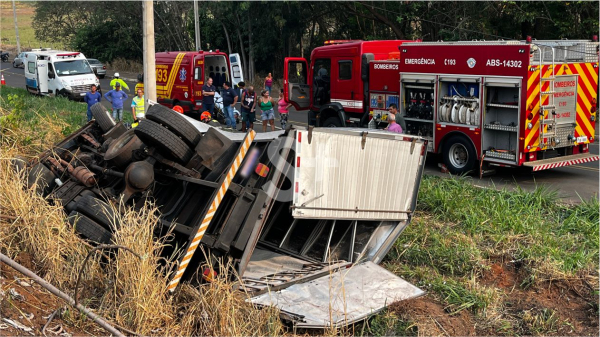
[0,86,87,149]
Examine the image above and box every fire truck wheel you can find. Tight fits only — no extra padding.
[68,211,113,245]
[442,135,476,175]
[74,195,117,231]
[146,104,202,147]
[322,117,342,127]
[134,119,193,164]
[91,103,116,133]
[27,163,56,196]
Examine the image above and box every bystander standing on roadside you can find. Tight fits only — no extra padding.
[264,73,273,95]
[222,81,239,130]
[202,77,216,119]
[240,85,257,132]
[387,103,406,133]
[135,74,144,94]
[131,89,145,127]
[104,82,128,122]
[385,113,402,133]
[277,89,292,130]
[83,84,102,122]
[259,90,276,132]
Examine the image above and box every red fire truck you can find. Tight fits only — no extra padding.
[284,38,599,174]
[155,51,243,114]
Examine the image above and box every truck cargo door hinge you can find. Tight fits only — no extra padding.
[308,126,314,144]
[361,132,368,149]
[410,138,417,154]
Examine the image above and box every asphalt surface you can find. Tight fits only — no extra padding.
[2,61,598,203]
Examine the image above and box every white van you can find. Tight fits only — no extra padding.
[24,48,100,101]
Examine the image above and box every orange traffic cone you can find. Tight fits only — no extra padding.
[1,74,5,86]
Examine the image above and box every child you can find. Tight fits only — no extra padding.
[277,89,292,130]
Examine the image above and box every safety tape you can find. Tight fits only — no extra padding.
[167,129,257,292]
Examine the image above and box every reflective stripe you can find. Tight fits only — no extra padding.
[132,96,145,117]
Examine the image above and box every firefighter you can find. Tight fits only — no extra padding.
[110,72,130,92]
[131,88,145,128]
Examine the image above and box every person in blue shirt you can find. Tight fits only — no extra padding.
[83,84,102,121]
[104,82,128,122]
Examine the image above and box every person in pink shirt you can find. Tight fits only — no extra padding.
[278,89,292,129]
[264,73,273,95]
[386,113,403,133]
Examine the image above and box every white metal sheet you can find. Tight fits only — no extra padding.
[292,130,425,220]
[249,261,424,328]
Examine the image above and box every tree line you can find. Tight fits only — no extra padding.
[33,1,599,80]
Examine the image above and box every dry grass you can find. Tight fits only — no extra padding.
[106,57,144,74]
[0,110,283,335]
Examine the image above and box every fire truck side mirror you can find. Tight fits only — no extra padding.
[362,53,374,81]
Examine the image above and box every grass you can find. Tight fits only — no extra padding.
[0,2,62,51]
[0,87,598,335]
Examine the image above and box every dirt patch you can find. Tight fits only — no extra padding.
[481,261,520,289]
[390,296,477,336]
[0,254,100,336]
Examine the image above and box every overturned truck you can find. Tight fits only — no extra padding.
[27,102,428,328]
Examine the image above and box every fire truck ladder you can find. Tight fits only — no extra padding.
[538,45,557,148]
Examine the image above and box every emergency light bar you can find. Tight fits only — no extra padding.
[56,52,80,57]
[324,40,361,45]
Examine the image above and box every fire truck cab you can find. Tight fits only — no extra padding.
[155,51,243,115]
[285,39,599,174]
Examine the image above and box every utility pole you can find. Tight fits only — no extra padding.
[12,0,20,54]
[194,0,201,51]
[143,0,156,110]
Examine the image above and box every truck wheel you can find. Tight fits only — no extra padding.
[68,211,112,244]
[91,103,116,132]
[27,163,56,195]
[134,119,193,164]
[322,117,342,127]
[104,129,144,168]
[74,195,116,230]
[442,135,476,175]
[146,104,201,147]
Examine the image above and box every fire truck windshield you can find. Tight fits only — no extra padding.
[54,60,93,77]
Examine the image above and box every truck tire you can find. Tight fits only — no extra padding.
[74,195,116,230]
[322,117,342,127]
[68,211,112,244]
[146,104,201,147]
[27,163,56,195]
[134,120,193,164]
[91,103,116,132]
[442,135,476,175]
[104,129,144,168]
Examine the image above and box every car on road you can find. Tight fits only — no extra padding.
[13,52,25,68]
[87,58,106,78]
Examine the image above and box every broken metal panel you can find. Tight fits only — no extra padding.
[292,129,426,220]
[249,261,424,328]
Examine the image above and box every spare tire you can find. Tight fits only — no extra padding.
[74,195,116,230]
[91,103,115,132]
[146,104,202,147]
[134,119,193,164]
[104,129,144,168]
[68,211,112,244]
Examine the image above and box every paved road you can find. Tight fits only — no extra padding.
[2,62,598,203]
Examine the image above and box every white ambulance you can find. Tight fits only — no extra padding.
[24,48,100,101]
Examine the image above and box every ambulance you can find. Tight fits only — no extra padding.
[24,48,100,100]
[155,50,243,115]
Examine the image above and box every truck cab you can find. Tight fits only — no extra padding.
[283,40,413,127]
[155,51,243,116]
[24,49,99,101]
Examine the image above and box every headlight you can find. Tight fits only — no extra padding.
[61,80,71,90]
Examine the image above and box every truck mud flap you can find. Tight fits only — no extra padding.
[522,152,599,171]
[249,261,424,328]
